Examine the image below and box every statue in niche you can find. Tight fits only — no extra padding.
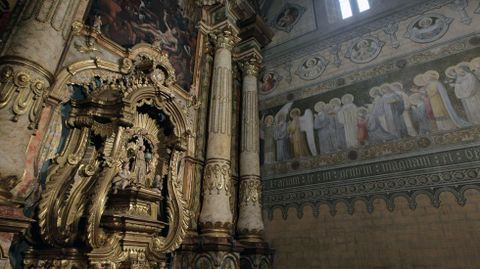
[131,133,149,186]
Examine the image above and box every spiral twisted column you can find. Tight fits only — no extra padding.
[199,28,239,237]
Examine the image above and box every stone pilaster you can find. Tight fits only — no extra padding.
[199,28,239,237]
[0,1,88,267]
[237,57,264,242]
[0,0,88,202]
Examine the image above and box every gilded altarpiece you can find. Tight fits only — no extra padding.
[18,22,200,267]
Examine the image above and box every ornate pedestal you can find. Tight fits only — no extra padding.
[91,186,167,268]
[173,236,243,269]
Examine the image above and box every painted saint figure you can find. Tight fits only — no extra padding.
[453,64,480,124]
[409,93,432,135]
[288,108,311,158]
[273,113,290,161]
[380,84,407,138]
[356,107,369,145]
[391,82,418,136]
[314,102,335,154]
[263,115,276,164]
[337,94,358,148]
[420,71,470,131]
[328,98,346,150]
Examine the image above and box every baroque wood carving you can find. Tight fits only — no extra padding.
[27,46,194,268]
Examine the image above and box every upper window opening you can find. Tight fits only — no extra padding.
[357,0,370,13]
[339,0,353,19]
[338,0,370,20]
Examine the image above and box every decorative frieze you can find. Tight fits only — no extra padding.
[263,144,480,219]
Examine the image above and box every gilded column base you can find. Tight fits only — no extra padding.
[199,221,233,238]
[240,242,274,269]
[173,235,243,269]
[237,229,263,243]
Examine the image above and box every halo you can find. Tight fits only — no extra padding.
[290,108,301,118]
[265,115,274,124]
[413,74,426,87]
[341,94,354,104]
[445,66,457,79]
[369,87,380,97]
[424,70,439,81]
[379,83,391,93]
[357,106,368,116]
[455,62,472,72]
[391,82,403,91]
[470,57,480,71]
[314,101,326,113]
[329,98,341,106]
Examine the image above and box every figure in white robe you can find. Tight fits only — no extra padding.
[366,112,396,144]
[263,115,276,164]
[453,65,480,124]
[274,103,294,161]
[369,87,388,132]
[380,84,407,138]
[328,98,346,150]
[391,82,418,136]
[409,93,432,135]
[288,108,311,158]
[337,94,358,148]
[314,102,335,154]
[423,71,470,131]
[274,113,291,161]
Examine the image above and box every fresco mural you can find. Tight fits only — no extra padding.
[259,71,282,94]
[87,0,198,90]
[273,2,305,33]
[404,13,453,43]
[260,53,480,165]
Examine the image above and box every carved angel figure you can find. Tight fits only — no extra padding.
[112,161,131,194]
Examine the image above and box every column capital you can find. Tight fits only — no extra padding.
[210,27,240,51]
[240,56,261,78]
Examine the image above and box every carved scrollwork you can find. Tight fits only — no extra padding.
[204,160,231,195]
[0,65,49,129]
[35,47,193,267]
[239,177,262,207]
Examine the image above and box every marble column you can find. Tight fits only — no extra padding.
[0,0,87,201]
[237,57,264,242]
[199,28,238,237]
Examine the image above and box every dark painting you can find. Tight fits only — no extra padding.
[0,0,18,34]
[88,0,198,90]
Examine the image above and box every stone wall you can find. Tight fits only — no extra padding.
[265,190,480,269]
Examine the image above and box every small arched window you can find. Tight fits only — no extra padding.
[326,0,371,23]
